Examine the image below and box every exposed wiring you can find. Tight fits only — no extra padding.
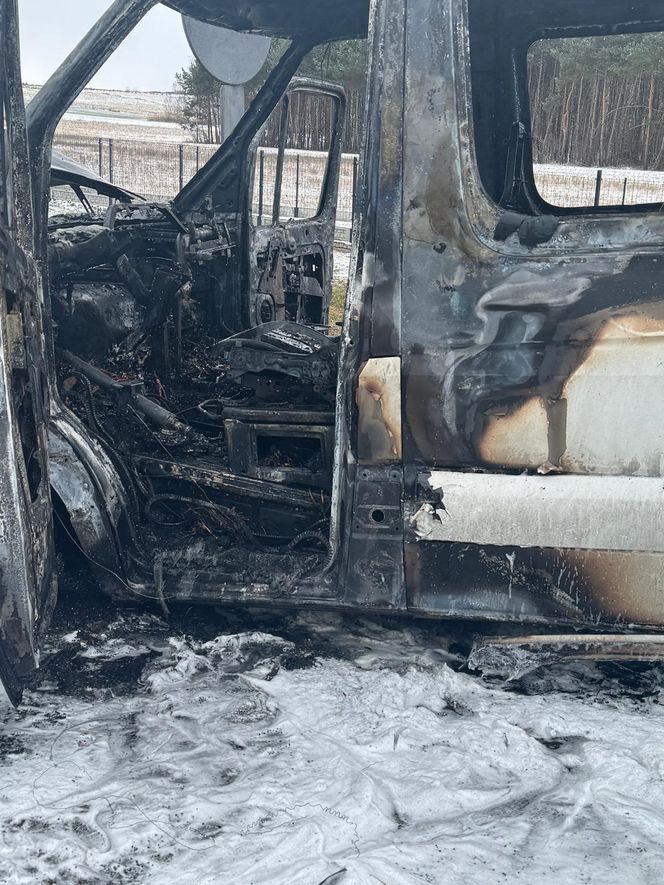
[145,493,256,546]
[287,530,331,554]
[61,373,147,539]
[66,371,113,449]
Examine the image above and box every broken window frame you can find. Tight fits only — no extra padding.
[248,85,344,226]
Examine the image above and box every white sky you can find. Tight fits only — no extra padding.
[18,1,194,91]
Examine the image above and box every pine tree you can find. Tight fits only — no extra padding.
[174,39,368,150]
[174,60,221,143]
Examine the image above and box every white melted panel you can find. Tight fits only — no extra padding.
[562,313,664,475]
[480,307,664,476]
[480,396,549,469]
[1,612,664,883]
[416,471,664,552]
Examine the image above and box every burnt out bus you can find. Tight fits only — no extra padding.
[2,0,664,701]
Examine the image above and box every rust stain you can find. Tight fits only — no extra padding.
[356,356,402,460]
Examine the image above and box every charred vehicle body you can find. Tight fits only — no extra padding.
[3,0,664,701]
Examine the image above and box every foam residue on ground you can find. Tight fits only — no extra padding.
[0,598,663,884]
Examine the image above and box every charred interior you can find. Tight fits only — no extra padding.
[47,192,339,592]
[27,0,360,603]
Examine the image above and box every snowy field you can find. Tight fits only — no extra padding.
[24,84,188,144]
[28,84,664,209]
[23,85,181,122]
[35,83,664,214]
[1,576,663,885]
[534,163,664,207]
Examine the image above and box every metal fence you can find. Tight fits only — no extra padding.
[534,163,664,208]
[53,133,664,232]
[52,134,359,240]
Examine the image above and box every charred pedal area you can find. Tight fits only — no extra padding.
[48,204,339,600]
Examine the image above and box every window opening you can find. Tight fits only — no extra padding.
[529,33,664,209]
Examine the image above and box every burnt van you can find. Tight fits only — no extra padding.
[3,0,664,702]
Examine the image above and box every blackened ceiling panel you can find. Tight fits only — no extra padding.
[163,0,369,41]
[468,0,664,45]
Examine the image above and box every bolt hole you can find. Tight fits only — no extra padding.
[371,509,385,524]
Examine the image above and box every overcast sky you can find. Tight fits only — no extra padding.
[18,1,193,91]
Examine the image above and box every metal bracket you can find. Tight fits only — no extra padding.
[342,466,405,610]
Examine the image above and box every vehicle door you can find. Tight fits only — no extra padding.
[0,0,57,704]
[247,79,346,329]
[399,0,664,628]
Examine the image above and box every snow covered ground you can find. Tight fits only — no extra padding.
[1,579,663,885]
[534,162,664,207]
[23,85,181,122]
[28,83,664,209]
[24,84,189,144]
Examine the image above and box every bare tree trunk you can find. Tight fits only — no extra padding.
[606,76,626,164]
[644,73,655,168]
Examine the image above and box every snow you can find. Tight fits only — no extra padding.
[49,195,100,217]
[62,111,182,130]
[25,84,189,144]
[333,245,352,281]
[534,162,664,207]
[23,85,180,120]
[1,599,663,884]
[28,83,664,210]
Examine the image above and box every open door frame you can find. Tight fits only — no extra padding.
[245,78,346,330]
[0,0,57,705]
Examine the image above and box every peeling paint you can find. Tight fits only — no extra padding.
[356,356,402,460]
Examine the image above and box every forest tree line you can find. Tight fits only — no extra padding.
[176,31,664,171]
[529,33,664,171]
[174,40,367,152]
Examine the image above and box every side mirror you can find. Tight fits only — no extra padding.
[182,16,271,140]
[181,16,271,85]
